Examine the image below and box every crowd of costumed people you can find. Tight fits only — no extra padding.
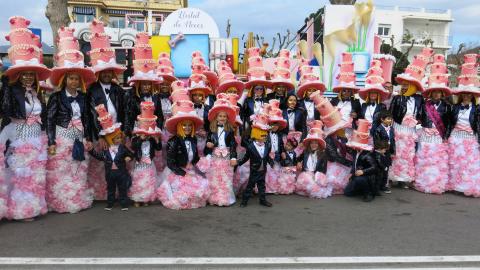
[0,16,479,222]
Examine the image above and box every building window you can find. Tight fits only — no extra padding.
[378,24,391,37]
[128,17,145,31]
[109,17,126,28]
[75,14,95,23]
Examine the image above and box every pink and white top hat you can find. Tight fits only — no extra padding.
[312,92,348,136]
[346,119,373,151]
[191,51,218,89]
[303,120,326,149]
[157,52,177,82]
[5,16,51,81]
[165,80,204,135]
[395,47,434,92]
[50,27,96,87]
[127,32,162,85]
[271,49,294,90]
[454,54,479,96]
[215,60,244,95]
[423,54,452,97]
[297,65,326,98]
[251,113,271,131]
[245,47,272,90]
[333,52,359,93]
[267,99,287,130]
[88,19,126,75]
[96,104,122,136]
[133,101,162,135]
[188,55,212,97]
[207,96,236,124]
[358,60,390,102]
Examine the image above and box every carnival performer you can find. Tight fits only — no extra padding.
[282,93,307,143]
[297,66,324,127]
[371,110,395,194]
[278,135,299,195]
[265,100,287,194]
[268,49,295,109]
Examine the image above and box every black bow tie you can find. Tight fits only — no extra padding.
[159,93,170,99]
[194,104,203,109]
[217,124,224,128]
[67,96,79,103]
[184,136,194,142]
[141,93,152,99]
[431,100,441,106]
[367,102,376,107]
[254,98,263,102]
[287,109,294,114]
[304,98,311,102]
[460,105,470,110]
[104,88,111,96]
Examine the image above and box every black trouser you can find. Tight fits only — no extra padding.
[379,168,389,189]
[242,170,267,203]
[344,176,374,197]
[106,169,130,207]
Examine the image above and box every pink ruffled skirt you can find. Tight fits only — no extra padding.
[295,171,332,199]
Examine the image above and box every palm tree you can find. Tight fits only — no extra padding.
[329,0,356,4]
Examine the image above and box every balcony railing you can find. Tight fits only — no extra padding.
[375,5,450,15]
[402,34,452,47]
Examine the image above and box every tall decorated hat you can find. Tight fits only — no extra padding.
[333,52,359,93]
[245,47,272,90]
[358,60,390,102]
[128,32,162,85]
[207,93,236,123]
[395,47,434,92]
[188,52,212,97]
[191,51,218,89]
[303,120,326,149]
[156,52,177,82]
[50,27,96,87]
[346,119,373,151]
[266,99,287,130]
[223,92,243,126]
[454,54,479,96]
[165,80,204,134]
[251,113,271,131]
[95,103,122,136]
[423,54,451,97]
[311,91,348,136]
[133,101,162,135]
[216,60,244,95]
[297,65,326,99]
[88,19,126,75]
[270,49,294,90]
[5,16,51,81]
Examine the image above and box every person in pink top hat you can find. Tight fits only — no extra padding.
[44,26,96,214]
[259,100,287,194]
[295,120,331,199]
[414,54,452,194]
[241,47,272,128]
[344,119,378,202]
[86,19,127,200]
[331,52,361,132]
[129,101,162,207]
[0,16,51,221]
[216,60,245,97]
[156,81,210,210]
[358,60,389,129]
[389,48,432,188]
[297,66,325,126]
[267,49,295,109]
[204,93,238,206]
[446,54,480,197]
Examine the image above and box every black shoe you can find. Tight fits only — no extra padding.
[362,195,374,202]
[375,190,382,196]
[104,204,113,211]
[240,201,248,208]
[259,200,272,207]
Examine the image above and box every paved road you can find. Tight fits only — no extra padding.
[0,189,479,258]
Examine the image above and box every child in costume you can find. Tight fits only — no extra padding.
[371,110,395,194]
[88,104,133,211]
[297,66,325,126]
[295,120,331,199]
[156,81,210,210]
[278,136,299,194]
[204,94,238,206]
[282,93,307,143]
[372,140,391,197]
[415,54,451,194]
[265,100,287,194]
[129,101,162,207]
[237,114,274,207]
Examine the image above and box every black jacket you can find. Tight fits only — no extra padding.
[280,150,297,167]
[1,83,47,131]
[124,90,164,137]
[372,124,395,156]
[46,90,91,146]
[242,97,266,125]
[298,99,320,121]
[167,136,200,176]
[325,135,353,167]
[360,102,387,128]
[351,150,377,177]
[194,103,211,132]
[89,144,134,173]
[267,131,284,161]
[237,140,274,171]
[131,136,161,161]
[282,107,307,138]
[298,150,328,173]
[389,94,424,125]
[87,81,125,140]
[447,103,480,142]
[204,129,237,159]
[421,100,450,139]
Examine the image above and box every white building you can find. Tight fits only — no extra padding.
[375,5,453,61]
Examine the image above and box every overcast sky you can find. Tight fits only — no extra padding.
[0,0,478,51]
